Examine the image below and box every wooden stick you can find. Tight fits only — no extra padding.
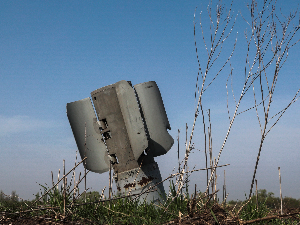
[255,179,258,210]
[278,167,283,215]
[63,159,66,217]
[223,170,226,203]
[109,160,112,203]
[177,129,180,174]
[84,122,87,203]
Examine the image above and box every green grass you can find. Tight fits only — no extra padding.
[0,181,192,224]
[1,185,300,224]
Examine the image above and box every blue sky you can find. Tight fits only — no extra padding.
[0,0,299,202]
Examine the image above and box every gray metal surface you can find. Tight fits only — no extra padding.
[91,80,147,173]
[115,81,148,161]
[66,97,109,173]
[113,161,166,205]
[134,81,174,157]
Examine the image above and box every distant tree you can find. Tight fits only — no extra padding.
[283,197,300,209]
[251,189,300,209]
[34,192,40,201]
[257,189,274,199]
[10,190,19,202]
[0,190,4,202]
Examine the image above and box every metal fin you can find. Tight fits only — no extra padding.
[134,81,174,157]
[66,97,109,173]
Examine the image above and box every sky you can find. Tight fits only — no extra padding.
[0,0,299,202]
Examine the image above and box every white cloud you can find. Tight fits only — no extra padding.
[0,115,56,137]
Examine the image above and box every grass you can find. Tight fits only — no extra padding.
[0,178,193,224]
[1,180,300,224]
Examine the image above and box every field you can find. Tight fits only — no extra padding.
[1,180,300,224]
